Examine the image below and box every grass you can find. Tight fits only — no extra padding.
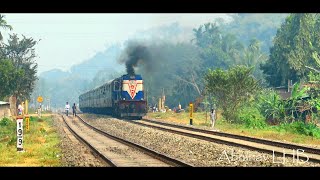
[146,111,213,127]
[147,111,320,147]
[0,115,61,166]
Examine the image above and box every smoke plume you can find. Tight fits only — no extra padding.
[118,41,152,75]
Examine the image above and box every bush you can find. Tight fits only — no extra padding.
[239,106,267,129]
[0,117,11,126]
[204,66,260,122]
[276,121,320,138]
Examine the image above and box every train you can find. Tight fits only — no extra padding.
[79,74,147,119]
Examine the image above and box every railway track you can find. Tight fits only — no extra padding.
[128,118,320,163]
[62,115,192,167]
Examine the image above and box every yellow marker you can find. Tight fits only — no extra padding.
[25,116,30,131]
[37,96,43,103]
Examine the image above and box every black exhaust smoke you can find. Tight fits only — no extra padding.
[118,41,152,76]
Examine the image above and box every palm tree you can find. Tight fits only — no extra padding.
[0,14,13,41]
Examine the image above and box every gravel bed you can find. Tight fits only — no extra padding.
[81,114,320,167]
[52,115,107,167]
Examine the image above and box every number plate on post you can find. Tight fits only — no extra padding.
[16,117,23,151]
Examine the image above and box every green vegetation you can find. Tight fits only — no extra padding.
[238,106,267,129]
[261,14,320,87]
[0,14,39,105]
[0,14,12,41]
[0,59,19,100]
[275,121,320,138]
[0,116,61,166]
[204,65,260,122]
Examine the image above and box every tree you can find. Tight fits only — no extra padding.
[240,39,268,83]
[0,59,23,100]
[221,34,245,65]
[261,13,319,87]
[192,22,246,70]
[192,22,229,69]
[0,14,14,100]
[204,65,260,122]
[2,34,38,104]
[0,14,13,41]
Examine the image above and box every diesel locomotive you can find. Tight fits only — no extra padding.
[79,74,147,119]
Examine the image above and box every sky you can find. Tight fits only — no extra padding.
[2,13,233,75]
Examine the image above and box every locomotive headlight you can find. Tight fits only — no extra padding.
[141,98,143,100]
[123,98,125,100]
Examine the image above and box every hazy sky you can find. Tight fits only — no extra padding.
[2,13,232,75]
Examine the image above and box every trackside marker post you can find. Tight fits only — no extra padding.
[25,100,30,131]
[25,115,30,131]
[189,102,193,125]
[16,116,24,151]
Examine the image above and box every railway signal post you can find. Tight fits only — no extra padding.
[189,102,193,125]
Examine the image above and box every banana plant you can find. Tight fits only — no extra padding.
[290,82,309,101]
[259,91,284,123]
[287,82,309,120]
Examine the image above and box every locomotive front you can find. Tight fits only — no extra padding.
[114,74,147,119]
